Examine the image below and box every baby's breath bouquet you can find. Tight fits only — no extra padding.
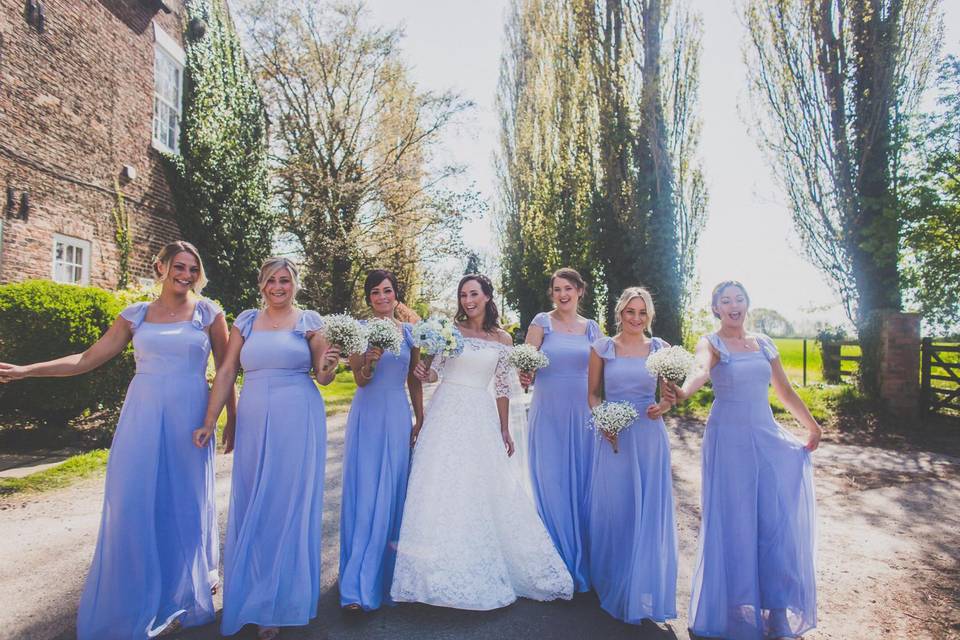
[411,316,464,370]
[322,313,367,356]
[508,344,550,393]
[645,345,695,385]
[590,401,639,453]
[363,318,403,372]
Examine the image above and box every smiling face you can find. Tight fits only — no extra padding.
[158,251,200,295]
[714,285,749,328]
[551,276,582,312]
[619,296,649,336]
[262,267,295,308]
[459,278,489,322]
[368,278,397,317]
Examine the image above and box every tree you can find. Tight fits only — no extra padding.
[748,307,796,337]
[743,0,943,395]
[901,56,960,334]
[241,1,474,313]
[166,0,277,313]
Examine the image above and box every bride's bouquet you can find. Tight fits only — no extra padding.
[411,316,465,370]
[508,344,549,392]
[322,313,367,356]
[645,345,695,385]
[589,401,639,453]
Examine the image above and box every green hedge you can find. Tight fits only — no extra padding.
[0,280,148,427]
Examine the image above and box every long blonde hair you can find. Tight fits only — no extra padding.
[153,241,207,294]
[613,286,655,335]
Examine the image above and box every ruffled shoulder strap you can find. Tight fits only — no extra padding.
[531,312,552,335]
[119,302,149,332]
[591,336,616,360]
[402,322,415,349]
[233,309,258,339]
[294,310,324,337]
[705,333,730,364]
[755,333,780,361]
[192,298,223,330]
[586,319,602,342]
[649,336,670,353]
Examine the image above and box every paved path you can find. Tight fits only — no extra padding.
[1,402,958,639]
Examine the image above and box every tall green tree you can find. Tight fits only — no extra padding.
[166,0,277,312]
[743,0,943,394]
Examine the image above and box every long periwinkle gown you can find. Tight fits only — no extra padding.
[339,322,415,610]
[221,310,327,636]
[526,312,601,592]
[77,299,221,640]
[588,336,678,624]
[689,333,816,640]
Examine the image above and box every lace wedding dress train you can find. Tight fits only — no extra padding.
[390,337,574,610]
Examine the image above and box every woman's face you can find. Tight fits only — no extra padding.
[459,279,489,322]
[369,278,397,317]
[262,268,295,308]
[619,297,649,336]
[158,251,200,295]
[714,285,748,328]
[551,277,582,313]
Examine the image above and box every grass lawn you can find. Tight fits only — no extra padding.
[1,372,359,498]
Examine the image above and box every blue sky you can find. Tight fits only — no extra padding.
[364,0,960,326]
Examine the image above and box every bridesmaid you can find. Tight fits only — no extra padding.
[195,257,339,640]
[519,267,600,592]
[586,287,677,625]
[0,241,234,640]
[339,269,424,612]
[670,281,819,640]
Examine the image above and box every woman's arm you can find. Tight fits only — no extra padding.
[208,313,238,453]
[770,359,823,451]
[587,349,604,409]
[194,326,244,448]
[0,316,133,382]
[349,347,382,388]
[675,337,715,401]
[407,347,424,447]
[518,323,545,389]
[310,333,340,386]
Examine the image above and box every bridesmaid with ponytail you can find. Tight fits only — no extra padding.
[339,269,424,612]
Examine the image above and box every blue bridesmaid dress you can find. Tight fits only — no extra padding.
[526,312,600,592]
[339,322,416,610]
[221,309,327,636]
[689,334,816,640]
[77,299,221,640]
[588,336,678,624]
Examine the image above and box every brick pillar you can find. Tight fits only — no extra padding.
[877,311,921,418]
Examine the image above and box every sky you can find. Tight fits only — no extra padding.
[364,0,960,326]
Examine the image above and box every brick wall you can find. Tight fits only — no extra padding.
[0,0,187,288]
[878,311,922,418]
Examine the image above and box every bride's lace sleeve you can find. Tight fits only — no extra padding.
[494,345,514,399]
[430,355,446,379]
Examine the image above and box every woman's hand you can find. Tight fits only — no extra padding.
[222,417,236,454]
[646,399,671,420]
[364,347,384,367]
[518,370,535,390]
[318,346,341,376]
[193,423,216,449]
[602,430,619,454]
[0,363,28,383]
[805,424,823,452]
[413,361,433,383]
[410,421,422,448]
[501,429,515,457]
[662,380,681,403]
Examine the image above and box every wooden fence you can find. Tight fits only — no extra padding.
[921,339,960,418]
[820,340,861,384]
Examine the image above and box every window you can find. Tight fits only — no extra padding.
[152,24,186,154]
[52,235,91,285]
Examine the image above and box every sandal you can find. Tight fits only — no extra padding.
[257,626,280,640]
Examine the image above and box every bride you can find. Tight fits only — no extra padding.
[390,274,573,610]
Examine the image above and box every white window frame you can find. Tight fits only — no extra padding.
[152,23,186,154]
[51,234,91,286]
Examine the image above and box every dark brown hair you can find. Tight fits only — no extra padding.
[456,274,500,333]
[710,280,750,319]
[549,267,587,293]
[364,269,404,305]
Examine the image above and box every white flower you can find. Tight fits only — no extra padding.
[590,401,639,436]
[508,344,550,372]
[322,314,367,355]
[645,345,695,384]
[364,318,403,354]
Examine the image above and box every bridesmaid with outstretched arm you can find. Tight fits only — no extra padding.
[586,286,678,626]
[668,280,820,640]
[339,269,424,612]
[0,241,234,640]
[519,268,600,592]
[195,257,339,640]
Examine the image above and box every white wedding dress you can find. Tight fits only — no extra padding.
[390,337,574,610]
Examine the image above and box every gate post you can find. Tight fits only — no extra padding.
[877,312,921,419]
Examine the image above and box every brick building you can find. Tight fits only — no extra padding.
[0,0,190,289]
